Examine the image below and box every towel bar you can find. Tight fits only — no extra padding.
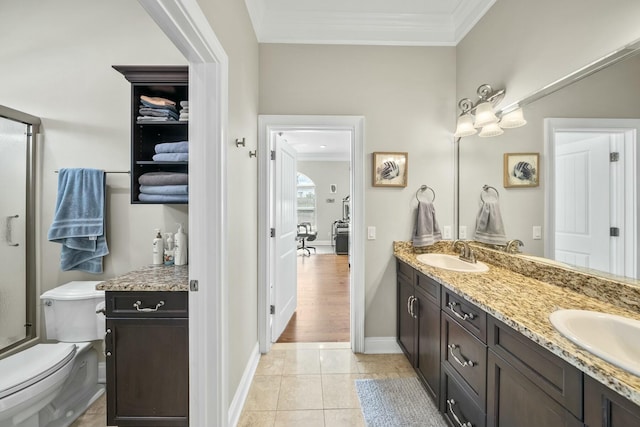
[54,170,130,174]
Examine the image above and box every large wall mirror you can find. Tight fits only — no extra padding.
[457,38,640,281]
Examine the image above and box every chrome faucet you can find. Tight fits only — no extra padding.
[505,239,524,254]
[452,240,477,263]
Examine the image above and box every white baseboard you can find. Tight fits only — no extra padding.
[313,240,331,246]
[364,337,402,354]
[98,362,106,384]
[228,342,260,427]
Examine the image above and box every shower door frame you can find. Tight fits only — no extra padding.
[0,105,40,355]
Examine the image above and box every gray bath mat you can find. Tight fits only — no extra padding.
[355,377,447,427]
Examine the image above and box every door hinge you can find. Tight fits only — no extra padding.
[610,227,620,237]
[610,152,620,162]
[271,150,276,160]
[190,279,199,291]
[270,228,275,237]
[270,305,275,315]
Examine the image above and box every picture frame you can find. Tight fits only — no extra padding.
[372,152,408,187]
[503,152,539,188]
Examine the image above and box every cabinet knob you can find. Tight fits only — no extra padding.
[106,351,112,357]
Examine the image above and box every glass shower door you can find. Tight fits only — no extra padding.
[0,116,29,350]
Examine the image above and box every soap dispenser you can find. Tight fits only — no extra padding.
[152,229,164,265]
[164,233,175,265]
[174,223,188,266]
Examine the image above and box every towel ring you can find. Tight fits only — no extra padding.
[481,185,499,203]
[416,185,435,203]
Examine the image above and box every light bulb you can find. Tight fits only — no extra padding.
[473,102,499,128]
[454,114,477,137]
[478,122,504,138]
[499,108,527,128]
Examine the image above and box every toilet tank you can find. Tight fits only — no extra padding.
[41,281,105,342]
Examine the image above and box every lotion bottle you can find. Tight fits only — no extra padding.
[164,233,175,265]
[152,229,164,265]
[174,223,188,266]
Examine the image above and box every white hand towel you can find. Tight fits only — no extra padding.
[412,201,442,247]
[475,199,506,245]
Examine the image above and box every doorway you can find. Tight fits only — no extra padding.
[258,115,365,354]
[545,118,639,278]
[277,133,352,343]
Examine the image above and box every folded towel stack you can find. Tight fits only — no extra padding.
[138,172,188,203]
[137,95,179,123]
[179,100,189,122]
[152,140,189,162]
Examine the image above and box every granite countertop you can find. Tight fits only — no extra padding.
[96,264,189,291]
[393,241,640,406]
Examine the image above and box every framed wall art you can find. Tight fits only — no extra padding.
[372,152,408,187]
[504,152,539,188]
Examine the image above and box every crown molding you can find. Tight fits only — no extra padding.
[245,0,494,46]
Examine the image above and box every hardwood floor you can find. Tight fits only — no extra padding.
[277,253,350,343]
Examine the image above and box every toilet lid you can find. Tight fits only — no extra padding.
[40,281,104,301]
[0,343,76,399]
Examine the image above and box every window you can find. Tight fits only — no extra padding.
[296,172,316,227]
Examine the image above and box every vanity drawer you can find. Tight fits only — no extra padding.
[106,291,188,318]
[488,316,582,418]
[442,289,487,342]
[397,260,414,284]
[416,271,440,305]
[442,312,487,407]
[442,365,486,427]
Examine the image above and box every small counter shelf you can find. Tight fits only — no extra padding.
[113,65,189,204]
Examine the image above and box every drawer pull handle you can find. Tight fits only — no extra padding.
[133,300,165,312]
[447,302,475,321]
[448,344,475,367]
[407,296,413,317]
[447,399,473,427]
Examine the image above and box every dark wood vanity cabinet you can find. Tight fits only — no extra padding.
[396,260,441,402]
[105,291,189,427]
[584,375,640,427]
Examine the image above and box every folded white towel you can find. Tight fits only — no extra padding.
[475,199,506,245]
[412,201,442,247]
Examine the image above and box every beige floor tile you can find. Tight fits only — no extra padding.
[274,410,325,427]
[244,376,282,411]
[355,353,414,374]
[238,410,277,427]
[283,349,321,374]
[272,342,350,350]
[256,350,287,375]
[277,375,323,410]
[319,349,359,374]
[83,392,106,415]
[321,374,362,409]
[324,408,365,427]
[69,412,107,427]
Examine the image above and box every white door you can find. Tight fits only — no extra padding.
[0,117,28,349]
[272,138,298,342]
[555,133,612,272]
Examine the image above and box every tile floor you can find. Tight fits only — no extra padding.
[238,342,415,427]
[70,342,413,427]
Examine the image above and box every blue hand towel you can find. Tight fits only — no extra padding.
[139,185,189,195]
[138,193,188,203]
[152,153,189,162]
[47,168,109,273]
[154,141,189,154]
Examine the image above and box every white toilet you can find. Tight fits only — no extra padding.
[0,281,105,427]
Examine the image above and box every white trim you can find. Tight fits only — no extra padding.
[258,115,365,354]
[364,337,402,354]
[138,1,229,426]
[245,0,494,46]
[545,118,639,278]
[227,343,260,427]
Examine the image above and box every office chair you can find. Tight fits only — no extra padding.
[297,222,317,256]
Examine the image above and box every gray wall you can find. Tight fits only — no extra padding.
[259,44,457,338]
[297,160,350,243]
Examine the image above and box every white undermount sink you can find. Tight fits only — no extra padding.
[416,253,489,273]
[549,309,640,376]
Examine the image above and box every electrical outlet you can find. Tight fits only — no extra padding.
[459,226,467,239]
[443,225,452,239]
[533,225,542,240]
[367,226,376,240]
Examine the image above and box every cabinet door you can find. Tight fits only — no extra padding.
[584,375,640,427]
[106,318,189,427]
[397,276,416,364]
[415,286,440,403]
[487,350,582,427]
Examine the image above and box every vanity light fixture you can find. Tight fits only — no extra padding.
[454,84,526,138]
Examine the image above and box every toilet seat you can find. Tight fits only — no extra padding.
[0,344,76,399]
